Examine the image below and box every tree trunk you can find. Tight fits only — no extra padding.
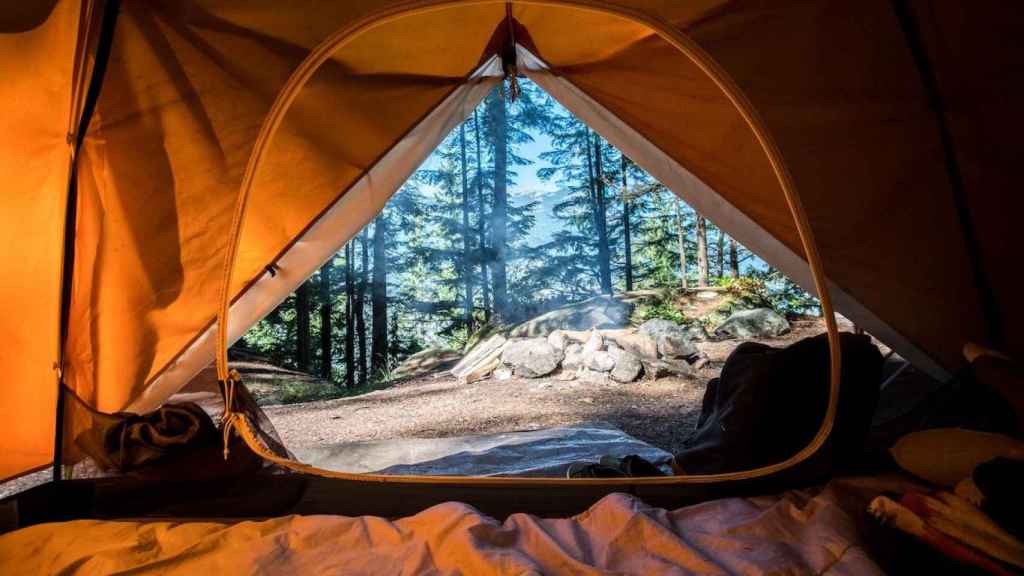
[459,123,474,332]
[344,242,355,389]
[696,215,709,287]
[371,216,389,376]
[318,263,332,381]
[674,198,688,289]
[474,109,491,321]
[729,237,739,278]
[716,227,725,279]
[295,282,311,372]
[487,93,509,321]
[592,134,612,295]
[620,153,633,292]
[356,231,368,386]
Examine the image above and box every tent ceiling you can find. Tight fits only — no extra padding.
[0,0,1016,482]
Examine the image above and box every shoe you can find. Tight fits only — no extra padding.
[565,461,628,478]
[599,454,667,477]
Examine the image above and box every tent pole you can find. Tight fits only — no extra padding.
[890,0,1004,350]
[53,0,121,483]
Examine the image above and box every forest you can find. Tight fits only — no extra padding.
[237,80,817,390]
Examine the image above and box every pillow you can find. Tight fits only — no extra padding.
[890,428,1024,487]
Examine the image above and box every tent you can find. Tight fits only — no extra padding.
[0,0,1018,519]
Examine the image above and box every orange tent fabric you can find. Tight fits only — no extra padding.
[0,0,1017,481]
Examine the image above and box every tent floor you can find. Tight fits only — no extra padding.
[1,461,841,532]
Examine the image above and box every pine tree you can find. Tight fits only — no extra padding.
[674,198,689,289]
[473,109,491,321]
[729,237,740,277]
[295,282,311,371]
[371,215,388,376]
[590,132,613,294]
[620,153,633,291]
[344,242,355,389]
[716,227,725,279]
[318,262,332,381]
[486,90,509,321]
[696,215,709,287]
[356,231,368,386]
[459,123,474,331]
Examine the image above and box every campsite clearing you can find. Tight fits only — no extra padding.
[265,318,861,456]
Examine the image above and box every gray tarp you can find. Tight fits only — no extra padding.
[291,422,672,477]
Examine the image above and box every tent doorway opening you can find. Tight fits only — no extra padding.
[222,78,880,479]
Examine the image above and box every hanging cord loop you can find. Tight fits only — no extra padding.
[220,368,242,459]
[501,2,520,101]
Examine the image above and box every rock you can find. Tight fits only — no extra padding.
[493,366,513,380]
[463,320,509,353]
[604,331,659,359]
[451,334,507,380]
[696,290,720,300]
[578,368,611,384]
[638,318,698,359]
[547,329,568,351]
[585,350,615,372]
[657,333,698,359]
[641,358,693,380]
[508,295,633,337]
[562,343,585,372]
[713,308,790,339]
[461,355,502,384]
[608,347,643,382]
[583,330,604,354]
[500,338,564,378]
[638,318,686,339]
[682,323,710,342]
[392,348,462,380]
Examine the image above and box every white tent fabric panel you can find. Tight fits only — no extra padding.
[129,57,502,413]
[517,46,947,380]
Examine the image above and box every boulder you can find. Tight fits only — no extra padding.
[451,334,507,383]
[460,355,502,384]
[608,346,643,382]
[583,329,604,354]
[493,366,513,380]
[561,343,585,372]
[604,331,659,359]
[638,318,698,359]
[713,308,790,339]
[638,318,686,339]
[509,295,632,337]
[577,368,611,384]
[500,338,564,378]
[657,333,698,359]
[641,358,693,380]
[584,350,615,372]
[547,329,568,351]
[682,323,710,342]
[392,348,462,380]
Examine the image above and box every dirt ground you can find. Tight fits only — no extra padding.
[266,318,862,456]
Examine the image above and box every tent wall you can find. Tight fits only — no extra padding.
[0,0,83,480]
[67,1,507,412]
[907,0,1022,366]
[130,59,502,413]
[2,0,1016,482]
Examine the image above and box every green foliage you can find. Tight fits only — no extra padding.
[631,297,687,326]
